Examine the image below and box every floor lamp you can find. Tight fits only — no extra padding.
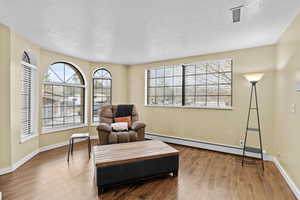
[242,73,265,170]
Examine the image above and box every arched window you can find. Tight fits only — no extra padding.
[42,62,85,131]
[21,51,37,142]
[92,68,112,123]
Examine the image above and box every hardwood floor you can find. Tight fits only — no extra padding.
[0,140,296,200]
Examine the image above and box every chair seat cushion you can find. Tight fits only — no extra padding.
[108,131,138,144]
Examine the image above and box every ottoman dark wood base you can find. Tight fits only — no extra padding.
[93,140,179,194]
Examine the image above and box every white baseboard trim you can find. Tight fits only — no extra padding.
[145,133,271,160]
[0,167,13,176]
[0,135,99,176]
[11,149,40,171]
[271,157,300,199]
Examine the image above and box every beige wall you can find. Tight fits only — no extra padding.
[274,13,300,189]
[9,31,41,164]
[0,24,11,169]
[129,45,276,153]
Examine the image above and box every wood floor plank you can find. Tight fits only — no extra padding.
[0,140,296,200]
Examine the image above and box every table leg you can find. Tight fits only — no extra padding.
[88,136,91,159]
[67,138,71,162]
[173,170,178,177]
[71,138,74,155]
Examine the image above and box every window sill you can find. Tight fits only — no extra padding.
[20,134,38,144]
[144,104,233,110]
[42,124,87,134]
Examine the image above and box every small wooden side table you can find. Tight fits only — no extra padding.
[67,133,91,162]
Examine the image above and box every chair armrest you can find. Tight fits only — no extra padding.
[97,123,112,133]
[132,121,146,131]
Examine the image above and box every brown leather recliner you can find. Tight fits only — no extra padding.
[96,104,146,145]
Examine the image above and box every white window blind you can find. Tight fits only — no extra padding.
[20,52,37,141]
[21,63,34,138]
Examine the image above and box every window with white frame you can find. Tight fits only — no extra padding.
[42,62,85,131]
[146,59,232,108]
[92,68,112,124]
[21,52,37,140]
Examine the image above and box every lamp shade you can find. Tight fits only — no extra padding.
[244,73,264,82]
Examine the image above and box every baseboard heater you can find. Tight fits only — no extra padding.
[145,133,269,160]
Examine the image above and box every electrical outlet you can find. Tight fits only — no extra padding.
[290,104,296,113]
[239,140,244,147]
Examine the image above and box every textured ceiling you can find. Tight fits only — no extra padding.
[0,0,299,65]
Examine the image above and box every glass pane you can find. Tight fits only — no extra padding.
[53,106,64,118]
[165,77,173,86]
[148,88,156,96]
[219,60,232,72]
[207,96,218,107]
[185,96,194,105]
[64,106,74,117]
[185,76,195,85]
[195,96,206,106]
[174,96,182,105]
[50,63,64,81]
[219,84,231,95]
[93,105,101,115]
[148,69,156,78]
[74,116,83,124]
[185,86,195,96]
[164,96,172,105]
[53,117,64,127]
[148,96,156,104]
[74,106,83,116]
[43,85,53,96]
[164,87,173,96]
[156,78,164,86]
[174,66,182,76]
[53,86,64,96]
[195,74,206,85]
[43,107,52,118]
[67,74,81,85]
[93,116,99,123]
[174,77,182,86]
[64,116,74,125]
[207,74,218,85]
[94,69,111,79]
[149,79,156,87]
[44,70,62,83]
[174,87,182,96]
[196,86,206,96]
[43,96,53,107]
[165,67,173,77]
[52,96,64,107]
[219,96,231,107]
[43,118,52,127]
[207,62,218,73]
[156,87,164,96]
[156,97,164,104]
[207,85,218,95]
[219,73,231,84]
[185,65,195,75]
[64,86,74,96]
[196,64,206,74]
[101,80,111,88]
[64,64,75,82]
[156,68,164,78]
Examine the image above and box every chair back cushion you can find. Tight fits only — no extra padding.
[100,104,139,124]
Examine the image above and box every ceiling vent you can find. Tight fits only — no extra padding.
[230,5,244,23]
